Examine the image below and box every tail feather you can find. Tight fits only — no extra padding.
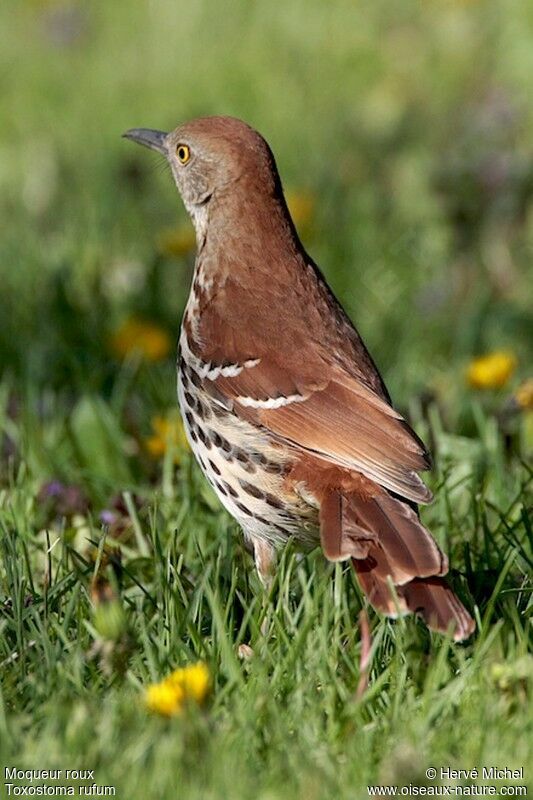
[319,490,447,580]
[400,576,475,641]
[355,493,448,583]
[319,490,375,561]
[352,545,410,618]
[319,488,474,641]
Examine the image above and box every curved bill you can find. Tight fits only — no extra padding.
[122,128,168,154]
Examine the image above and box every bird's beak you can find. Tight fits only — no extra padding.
[122,128,168,155]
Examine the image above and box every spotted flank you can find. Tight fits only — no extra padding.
[177,351,318,547]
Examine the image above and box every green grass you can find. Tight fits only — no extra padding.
[1,1,532,798]
[0,394,531,798]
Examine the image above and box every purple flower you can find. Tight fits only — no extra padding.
[40,480,65,498]
[99,510,118,526]
[38,480,90,518]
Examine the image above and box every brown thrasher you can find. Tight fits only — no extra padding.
[124,116,474,641]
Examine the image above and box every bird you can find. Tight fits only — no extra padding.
[123,115,475,641]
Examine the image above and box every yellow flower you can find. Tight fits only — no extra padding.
[145,662,210,717]
[466,350,517,390]
[167,661,211,704]
[157,222,196,257]
[110,317,172,362]
[285,189,316,230]
[145,681,185,717]
[515,378,533,411]
[145,412,189,460]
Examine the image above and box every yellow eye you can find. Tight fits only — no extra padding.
[176,144,190,164]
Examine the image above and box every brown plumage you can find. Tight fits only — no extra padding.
[124,115,475,641]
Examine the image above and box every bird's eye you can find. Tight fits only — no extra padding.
[176,144,190,164]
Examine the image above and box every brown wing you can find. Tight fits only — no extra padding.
[185,268,432,504]
[213,357,431,504]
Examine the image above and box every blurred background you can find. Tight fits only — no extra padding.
[1,4,532,790]
[0,0,532,495]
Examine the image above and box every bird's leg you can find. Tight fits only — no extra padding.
[251,537,276,637]
[252,537,276,591]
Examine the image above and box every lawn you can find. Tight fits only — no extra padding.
[0,1,532,798]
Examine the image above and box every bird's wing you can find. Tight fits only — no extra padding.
[183,298,432,504]
[216,360,431,503]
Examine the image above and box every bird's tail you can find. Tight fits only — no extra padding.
[319,488,475,641]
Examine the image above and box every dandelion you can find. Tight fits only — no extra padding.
[167,662,211,704]
[285,189,315,230]
[145,412,189,460]
[89,577,134,677]
[145,681,185,717]
[93,596,128,642]
[109,317,172,362]
[515,378,533,411]
[466,350,517,390]
[157,222,196,257]
[145,662,210,717]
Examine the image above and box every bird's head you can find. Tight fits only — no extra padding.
[123,116,281,240]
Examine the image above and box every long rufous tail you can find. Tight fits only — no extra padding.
[319,488,475,641]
